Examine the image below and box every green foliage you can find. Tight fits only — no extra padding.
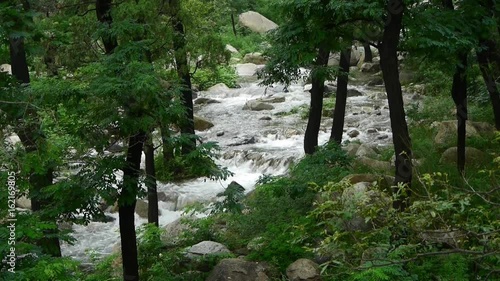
[155,141,233,182]
[192,65,238,90]
[212,182,246,214]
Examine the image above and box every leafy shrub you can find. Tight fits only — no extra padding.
[192,66,238,90]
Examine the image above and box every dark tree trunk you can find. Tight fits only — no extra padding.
[10,32,61,257]
[379,0,412,211]
[160,125,174,165]
[304,47,329,154]
[231,14,237,36]
[145,134,159,226]
[477,40,500,130]
[363,42,373,63]
[96,0,118,54]
[330,47,351,144]
[170,0,195,155]
[119,132,146,281]
[451,54,468,174]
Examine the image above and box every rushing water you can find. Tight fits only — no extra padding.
[60,64,399,261]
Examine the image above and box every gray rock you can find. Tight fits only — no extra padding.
[243,100,275,111]
[194,115,214,131]
[360,62,381,73]
[157,191,179,203]
[286,259,321,281]
[366,77,384,86]
[236,63,263,77]
[259,116,272,121]
[185,241,231,259]
[343,143,360,157]
[355,144,378,158]
[207,83,230,92]
[244,52,267,64]
[257,96,286,103]
[161,216,195,245]
[433,121,494,145]
[135,200,149,218]
[357,157,392,172]
[238,11,278,34]
[347,129,360,138]
[206,258,272,281]
[377,134,389,140]
[0,64,12,74]
[194,98,221,105]
[225,44,239,54]
[439,147,489,166]
[347,89,363,97]
[216,131,225,137]
[228,136,257,146]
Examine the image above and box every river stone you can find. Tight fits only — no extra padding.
[206,258,272,281]
[347,129,360,138]
[347,88,363,97]
[207,83,230,93]
[243,100,275,111]
[0,64,11,74]
[360,62,380,73]
[357,157,392,172]
[257,96,286,103]
[286,259,321,281]
[194,115,214,131]
[236,63,262,77]
[135,200,162,218]
[439,147,489,166]
[157,191,179,203]
[161,216,195,245]
[16,196,31,209]
[225,44,239,54]
[185,241,231,259]
[366,77,384,86]
[433,121,495,145]
[238,11,278,34]
[259,116,272,121]
[355,144,378,158]
[194,97,221,105]
[343,143,360,157]
[244,52,267,64]
[216,131,225,136]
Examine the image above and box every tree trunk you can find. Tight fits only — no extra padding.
[119,132,146,281]
[379,0,412,211]
[330,47,351,144]
[96,0,118,54]
[169,0,196,155]
[10,32,61,257]
[145,134,159,226]
[231,14,237,36]
[451,54,468,175]
[363,42,373,63]
[160,125,174,165]
[477,40,500,130]
[304,47,329,154]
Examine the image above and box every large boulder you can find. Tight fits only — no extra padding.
[206,258,272,281]
[194,115,214,131]
[439,147,489,166]
[360,62,381,73]
[357,157,392,172]
[194,97,221,105]
[207,83,231,93]
[433,121,495,145]
[0,64,11,74]
[161,216,195,245]
[238,11,278,34]
[236,63,263,77]
[185,241,231,259]
[135,200,161,218]
[225,44,239,54]
[257,96,286,103]
[355,144,378,158]
[243,52,268,64]
[286,259,321,281]
[243,100,275,111]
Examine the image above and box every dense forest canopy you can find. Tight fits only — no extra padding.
[0,0,499,280]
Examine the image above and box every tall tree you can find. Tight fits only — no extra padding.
[477,39,500,130]
[145,134,159,226]
[168,0,196,155]
[6,0,62,257]
[379,0,412,210]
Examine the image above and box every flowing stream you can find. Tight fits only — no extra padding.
[60,65,410,262]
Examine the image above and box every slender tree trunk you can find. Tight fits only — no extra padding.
[10,30,61,257]
[363,42,373,63]
[169,0,196,155]
[330,47,351,144]
[96,2,142,280]
[119,132,145,281]
[304,47,329,154]
[451,54,468,174]
[379,0,412,211]
[231,14,237,36]
[477,40,500,130]
[160,125,174,165]
[145,134,159,226]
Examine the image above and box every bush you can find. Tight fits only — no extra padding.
[192,66,238,90]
